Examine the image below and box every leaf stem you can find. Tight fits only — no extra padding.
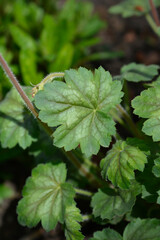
[62,150,102,188]
[32,72,64,97]
[75,188,93,197]
[149,0,160,26]
[145,13,160,36]
[123,80,131,115]
[117,104,144,139]
[0,54,53,137]
[0,54,38,118]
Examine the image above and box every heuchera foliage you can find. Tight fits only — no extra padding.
[1,0,160,239]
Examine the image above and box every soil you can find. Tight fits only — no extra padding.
[1,0,160,239]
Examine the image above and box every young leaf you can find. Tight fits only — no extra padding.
[90,228,122,240]
[64,204,84,240]
[123,218,160,240]
[17,163,75,232]
[91,185,139,220]
[121,63,159,82]
[9,24,37,51]
[109,0,160,18]
[35,67,123,157]
[132,85,160,141]
[0,87,38,149]
[100,141,147,189]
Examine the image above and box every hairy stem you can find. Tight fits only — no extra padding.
[117,104,145,139]
[32,72,64,97]
[0,54,53,137]
[75,188,93,197]
[0,54,38,118]
[149,0,160,26]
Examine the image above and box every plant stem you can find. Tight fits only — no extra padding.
[63,150,102,188]
[149,0,160,26]
[123,80,131,115]
[145,14,160,36]
[32,72,64,97]
[0,54,53,137]
[0,54,102,188]
[117,104,144,139]
[75,188,93,197]
[0,54,38,118]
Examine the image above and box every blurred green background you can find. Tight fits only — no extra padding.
[0,0,108,99]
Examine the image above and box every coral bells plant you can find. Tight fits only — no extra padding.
[1,50,160,239]
[1,3,160,237]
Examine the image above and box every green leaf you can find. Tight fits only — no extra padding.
[100,140,147,189]
[0,87,38,149]
[152,157,160,177]
[35,67,123,157]
[90,228,122,240]
[132,85,160,141]
[64,204,84,240]
[49,43,74,72]
[132,86,160,119]
[136,157,160,203]
[109,0,160,18]
[121,63,159,82]
[91,184,139,220]
[123,218,160,240]
[153,157,160,204]
[126,138,152,155]
[40,14,57,58]
[9,24,37,51]
[17,163,75,232]
[19,49,43,85]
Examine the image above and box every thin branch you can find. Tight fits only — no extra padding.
[149,0,160,26]
[117,104,145,139]
[0,54,38,118]
[62,150,102,188]
[75,188,93,197]
[0,54,54,136]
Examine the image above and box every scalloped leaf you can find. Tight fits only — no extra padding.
[90,228,122,240]
[121,63,159,82]
[109,0,160,18]
[91,185,139,220]
[17,163,75,232]
[0,87,38,149]
[64,204,84,240]
[123,218,160,240]
[100,141,147,189]
[132,85,160,141]
[35,67,123,157]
